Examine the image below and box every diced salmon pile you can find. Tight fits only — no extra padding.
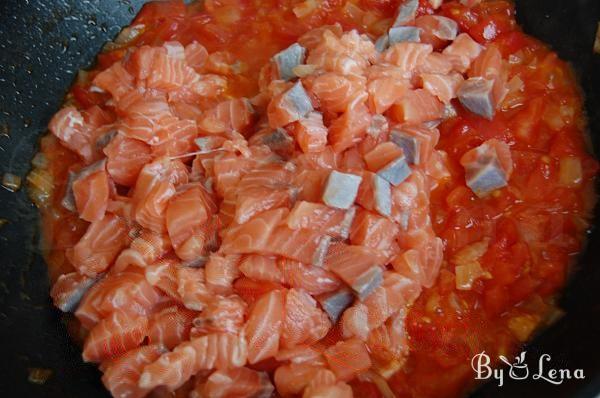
[46,2,515,397]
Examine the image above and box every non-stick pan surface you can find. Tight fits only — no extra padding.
[0,0,599,396]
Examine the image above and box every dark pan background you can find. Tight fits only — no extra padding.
[0,0,598,397]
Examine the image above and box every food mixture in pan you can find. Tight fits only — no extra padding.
[28,0,598,397]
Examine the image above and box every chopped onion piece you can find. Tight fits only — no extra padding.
[559,157,582,187]
[451,238,489,266]
[507,314,540,342]
[28,368,52,385]
[293,0,320,18]
[292,64,317,78]
[27,168,54,207]
[103,24,145,51]
[362,370,397,397]
[342,1,364,21]
[455,261,491,290]
[2,173,21,192]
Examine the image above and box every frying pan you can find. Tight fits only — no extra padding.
[0,0,599,397]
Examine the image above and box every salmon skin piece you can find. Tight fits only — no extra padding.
[268,81,314,128]
[322,170,362,210]
[388,26,422,45]
[392,0,418,27]
[391,130,420,165]
[317,288,355,323]
[460,138,513,197]
[377,153,411,186]
[458,77,496,119]
[273,43,307,81]
[373,174,393,217]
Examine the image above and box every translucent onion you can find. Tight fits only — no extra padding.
[27,168,54,207]
[342,1,364,22]
[451,238,490,266]
[2,172,21,192]
[103,24,145,52]
[455,261,491,290]
[507,314,540,342]
[559,157,583,187]
[365,370,397,398]
[28,368,52,385]
[501,75,526,110]
[293,0,320,18]
[292,64,317,78]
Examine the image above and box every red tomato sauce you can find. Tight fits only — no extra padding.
[32,1,597,397]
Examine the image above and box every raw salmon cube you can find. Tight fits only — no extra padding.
[287,201,356,239]
[356,171,392,217]
[326,244,385,300]
[292,111,328,153]
[415,15,458,41]
[350,209,400,251]
[324,338,372,381]
[363,142,404,172]
[50,273,98,313]
[421,72,464,104]
[389,89,445,124]
[442,33,483,73]
[245,289,286,364]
